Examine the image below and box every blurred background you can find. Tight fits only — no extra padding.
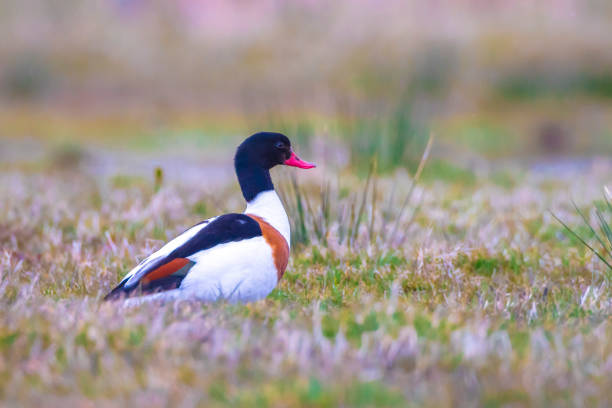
[1,0,612,181]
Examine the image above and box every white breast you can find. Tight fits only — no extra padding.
[244,190,291,247]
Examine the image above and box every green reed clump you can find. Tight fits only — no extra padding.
[554,190,612,278]
[340,98,428,174]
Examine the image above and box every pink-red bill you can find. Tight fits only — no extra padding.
[284,151,316,169]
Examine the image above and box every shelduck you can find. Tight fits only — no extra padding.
[104,132,315,303]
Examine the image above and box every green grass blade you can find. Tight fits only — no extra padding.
[351,159,375,245]
[572,200,611,259]
[594,207,612,254]
[369,158,379,244]
[387,133,433,245]
[552,212,612,272]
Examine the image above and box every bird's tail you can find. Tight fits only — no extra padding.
[103,278,134,301]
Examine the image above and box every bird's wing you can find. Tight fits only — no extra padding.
[104,214,262,300]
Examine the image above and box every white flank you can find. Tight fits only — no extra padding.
[244,190,291,247]
[125,236,278,304]
[181,236,277,302]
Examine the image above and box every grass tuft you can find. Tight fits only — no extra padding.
[553,192,612,278]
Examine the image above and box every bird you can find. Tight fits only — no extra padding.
[104,132,315,304]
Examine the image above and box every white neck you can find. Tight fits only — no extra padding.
[245,190,291,247]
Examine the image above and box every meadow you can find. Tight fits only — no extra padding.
[2,1,612,406]
[1,125,611,406]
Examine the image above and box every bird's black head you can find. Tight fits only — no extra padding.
[234,132,316,202]
[235,132,292,170]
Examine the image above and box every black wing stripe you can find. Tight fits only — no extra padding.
[169,213,262,259]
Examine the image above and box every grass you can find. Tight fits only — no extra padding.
[1,138,611,407]
[553,189,612,278]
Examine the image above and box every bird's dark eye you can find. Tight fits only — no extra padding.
[275,141,285,149]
